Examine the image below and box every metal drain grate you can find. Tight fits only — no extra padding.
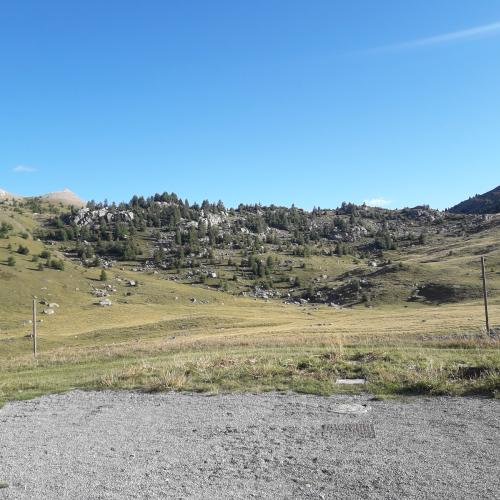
[321,422,375,438]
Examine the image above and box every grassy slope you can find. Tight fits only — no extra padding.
[0,205,499,406]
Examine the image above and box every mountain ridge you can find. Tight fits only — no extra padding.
[449,185,500,214]
[0,187,85,207]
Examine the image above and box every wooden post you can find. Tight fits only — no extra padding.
[32,297,37,357]
[481,257,490,335]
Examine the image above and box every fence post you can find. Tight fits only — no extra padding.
[481,257,490,335]
[32,297,37,357]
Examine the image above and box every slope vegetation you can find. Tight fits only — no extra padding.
[0,196,499,405]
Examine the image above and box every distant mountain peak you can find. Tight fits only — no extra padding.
[0,186,85,206]
[41,189,86,207]
[0,188,19,200]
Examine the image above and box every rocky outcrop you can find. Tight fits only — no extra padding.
[74,207,135,226]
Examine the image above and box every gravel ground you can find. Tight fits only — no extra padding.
[0,391,498,499]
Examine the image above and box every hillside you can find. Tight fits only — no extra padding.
[3,192,500,309]
[450,185,500,214]
[29,194,500,307]
[0,193,499,404]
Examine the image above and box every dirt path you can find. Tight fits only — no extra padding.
[0,391,498,499]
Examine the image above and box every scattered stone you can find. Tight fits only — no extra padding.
[99,299,112,307]
[43,309,55,315]
[336,378,366,385]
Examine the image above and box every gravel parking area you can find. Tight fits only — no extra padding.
[0,391,498,499]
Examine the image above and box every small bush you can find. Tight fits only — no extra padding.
[7,256,16,267]
[48,259,65,271]
[17,245,29,255]
[0,222,13,238]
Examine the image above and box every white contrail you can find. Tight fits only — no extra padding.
[367,20,500,53]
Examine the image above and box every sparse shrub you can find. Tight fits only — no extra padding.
[0,222,13,238]
[17,244,29,255]
[100,269,108,281]
[7,256,16,267]
[49,259,65,271]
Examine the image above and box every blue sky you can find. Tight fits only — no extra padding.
[1,1,499,209]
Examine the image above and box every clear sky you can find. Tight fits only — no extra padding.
[1,1,499,209]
